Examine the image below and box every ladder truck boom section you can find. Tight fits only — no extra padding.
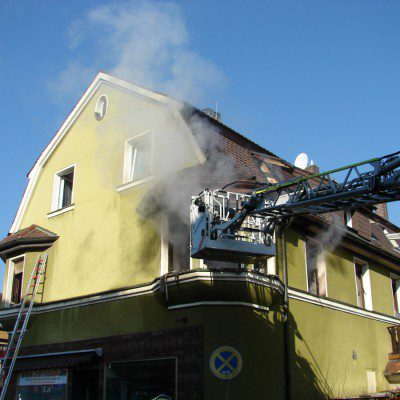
[190,151,400,264]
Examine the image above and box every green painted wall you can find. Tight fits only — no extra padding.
[281,226,397,398]
[284,226,396,316]
[22,296,285,400]
[2,80,399,399]
[289,299,391,398]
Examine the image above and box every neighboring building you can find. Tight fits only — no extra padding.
[0,72,399,399]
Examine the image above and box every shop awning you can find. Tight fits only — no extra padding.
[14,348,102,371]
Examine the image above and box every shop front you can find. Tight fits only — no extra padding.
[16,368,68,400]
[5,326,202,400]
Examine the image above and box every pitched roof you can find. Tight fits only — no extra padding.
[8,72,400,264]
[180,104,400,263]
[0,225,57,245]
[0,225,58,260]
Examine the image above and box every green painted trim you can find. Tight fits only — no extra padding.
[254,157,380,195]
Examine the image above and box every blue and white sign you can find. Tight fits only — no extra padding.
[209,346,242,380]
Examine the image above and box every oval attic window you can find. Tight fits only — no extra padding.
[95,94,108,121]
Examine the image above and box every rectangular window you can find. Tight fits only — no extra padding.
[306,240,327,297]
[17,368,67,400]
[392,276,400,316]
[345,210,353,228]
[106,358,176,400]
[355,264,365,309]
[11,257,24,304]
[354,259,373,310]
[266,256,277,275]
[124,132,152,183]
[52,165,75,211]
[168,214,190,272]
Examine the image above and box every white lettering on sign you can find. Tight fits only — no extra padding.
[18,369,67,386]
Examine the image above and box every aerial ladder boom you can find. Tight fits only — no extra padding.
[190,151,400,264]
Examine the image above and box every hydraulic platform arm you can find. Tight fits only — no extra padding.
[190,151,400,264]
[251,150,400,220]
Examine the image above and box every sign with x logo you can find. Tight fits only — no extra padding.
[209,346,242,380]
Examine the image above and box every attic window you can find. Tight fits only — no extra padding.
[383,229,400,250]
[95,94,108,121]
[344,210,353,228]
[52,165,75,211]
[123,132,152,184]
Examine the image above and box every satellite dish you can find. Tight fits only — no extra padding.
[294,153,309,169]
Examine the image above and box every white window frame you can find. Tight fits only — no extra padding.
[94,93,108,121]
[5,254,25,307]
[354,258,373,311]
[345,210,353,228]
[160,214,169,276]
[305,238,328,297]
[123,131,153,185]
[266,256,277,276]
[384,228,400,249]
[51,164,76,212]
[390,273,400,317]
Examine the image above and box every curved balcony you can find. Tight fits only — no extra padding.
[157,268,284,311]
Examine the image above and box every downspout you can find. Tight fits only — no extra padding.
[278,222,292,400]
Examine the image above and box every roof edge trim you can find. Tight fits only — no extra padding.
[10,72,205,233]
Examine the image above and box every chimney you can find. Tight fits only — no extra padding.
[305,164,320,174]
[202,108,221,123]
[375,203,389,220]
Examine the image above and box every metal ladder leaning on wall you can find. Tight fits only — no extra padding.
[0,253,48,400]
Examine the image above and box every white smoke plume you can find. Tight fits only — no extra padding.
[48,1,226,106]
[47,1,239,272]
[318,213,346,254]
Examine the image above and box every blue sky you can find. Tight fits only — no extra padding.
[0,1,399,253]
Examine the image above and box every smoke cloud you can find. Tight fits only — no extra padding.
[318,213,346,254]
[47,1,237,272]
[48,1,226,106]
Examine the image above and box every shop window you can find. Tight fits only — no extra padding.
[106,358,176,400]
[305,240,327,297]
[52,165,75,211]
[354,259,373,310]
[124,132,152,183]
[17,368,67,400]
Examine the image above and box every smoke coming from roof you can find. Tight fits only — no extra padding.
[48,1,226,106]
[47,1,236,273]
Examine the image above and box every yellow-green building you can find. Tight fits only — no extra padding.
[0,72,400,400]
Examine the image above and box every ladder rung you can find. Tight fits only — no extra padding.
[0,253,48,397]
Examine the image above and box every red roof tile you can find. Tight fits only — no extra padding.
[0,225,57,246]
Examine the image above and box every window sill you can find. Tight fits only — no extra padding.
[117,175,155,193]
[47,204,75,218]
